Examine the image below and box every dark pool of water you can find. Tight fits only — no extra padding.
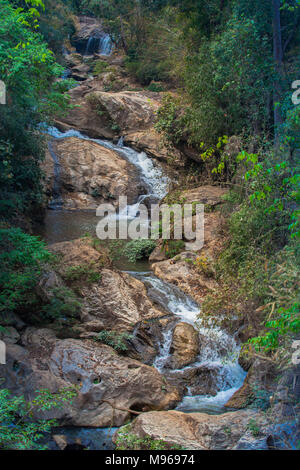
[35,209,150,272]
[48,427,118,450]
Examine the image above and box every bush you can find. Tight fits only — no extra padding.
[42,286,82,321]
[115,424,183,450]
[96,330,133,352]
[0,387,76,450]
[162,240,185,259]
[122,239,156,263]
[93,59,109,76]
[0,228,51,315]
[63,262,101,284]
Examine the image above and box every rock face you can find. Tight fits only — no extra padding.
[125,130,184,165]
[168,322,200,369]
[225,359,276,409]
[72,16,105,55]
[114,409,265,450]
[48,239,169,364]
[87,91,159,132]
[42,136,140,209]
[181,185,228,207]
[164,365,221,397]
[0,329,180,427]
[80,269,167,332]
[152,252,218,304]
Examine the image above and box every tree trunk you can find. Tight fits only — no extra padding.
[272,0,283,142]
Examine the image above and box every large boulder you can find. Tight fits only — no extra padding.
[48,239,169,363]
[114,409,265,450]
[152,252,218,304]
[79,269,167,332]
[0,329,180,427]
[125,129,184,165]
[168,322,200,369]
[42,136,140,209]
[56,91,160,141]
[87,91,159,132]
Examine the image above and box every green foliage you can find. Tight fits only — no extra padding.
[155,93,184,145]
[63,262,102,283]
[92,59,109,76]
[146,82,165,92]
[0,387,76,450]
[247,419,261,438]
[0,228,50,314]
[162,239,185,259]
[96,330,133,352]
[122,239,156,263]
[0,0,71,221]
[42,286,82,321]
[115,424,183,450]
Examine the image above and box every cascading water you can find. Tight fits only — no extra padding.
[41,125,246,414]
[84,34,113,56]
[130,272,246,414]
[84,36,95,55]
[99,34,113,56]
[45,126,170,216]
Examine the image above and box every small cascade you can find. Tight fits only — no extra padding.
[44,126,170,215]
[84,36,95,55]
[131,272,246,413]
[47,141,63,210]
[99,34,113,56]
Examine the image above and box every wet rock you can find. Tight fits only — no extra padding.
[52,434,68,450]
[42,136,140,209]
[71,63,91,81]
[164,366,221,397]
[72,16,105,55]
[0,331,180,427]
[79,269,166,332]
[168,322,200,369]
[114,409,264,450]
[125,130,184,165]
[0,327,20,345]
[225,359,275,409]
[152,252,217,304]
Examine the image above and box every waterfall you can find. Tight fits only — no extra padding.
[99,34,113,56]
[42,124,246,414]
[130,272,246,413]
[44,126,170,214]
[84,36,94,55]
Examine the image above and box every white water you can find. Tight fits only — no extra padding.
[43,124,245,414]
[99,34,113,56]
[132,273,246,413]
[44,126,170,217]
[84,34,113,56]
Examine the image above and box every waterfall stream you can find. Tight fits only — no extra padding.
[130,272,246,414]
[45,126,170,216]
[84,34,113,56]
[43,125,246,415]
